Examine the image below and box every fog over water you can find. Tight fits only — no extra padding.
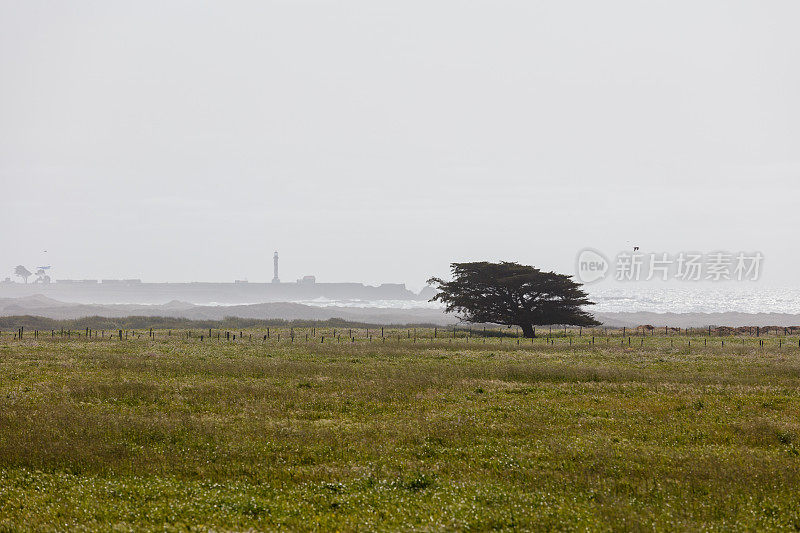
[584,286,800,314]
[237,288,800,314]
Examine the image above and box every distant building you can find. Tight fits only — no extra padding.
[297,275,316,284]
[272,251,280,283]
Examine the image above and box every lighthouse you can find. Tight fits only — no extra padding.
[272,251,280,283]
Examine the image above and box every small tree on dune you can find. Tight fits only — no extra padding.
[14,265,32,284]
[428,261,600,338]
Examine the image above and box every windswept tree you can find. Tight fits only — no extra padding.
[428,261,600,338]
[14,265,32,284]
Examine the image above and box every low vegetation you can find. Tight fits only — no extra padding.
[1,329,799,530]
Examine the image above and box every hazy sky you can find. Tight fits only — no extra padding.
[2,1,798,289]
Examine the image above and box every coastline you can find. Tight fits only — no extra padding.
[3,295,800,328]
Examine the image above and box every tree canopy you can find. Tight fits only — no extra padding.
[14,265,32,283]
[428,261,600,337]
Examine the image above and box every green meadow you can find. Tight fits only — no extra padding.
[1,328,799,531]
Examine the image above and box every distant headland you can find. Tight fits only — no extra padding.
[0,278,434,305]
[2,252,436,305]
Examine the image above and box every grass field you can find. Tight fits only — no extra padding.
[1,327,800,531]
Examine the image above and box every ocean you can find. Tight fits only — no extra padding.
[293,286,800,315]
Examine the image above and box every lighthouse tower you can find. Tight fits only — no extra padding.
[272,251,280,283]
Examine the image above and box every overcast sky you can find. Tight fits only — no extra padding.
[1,1,798,289]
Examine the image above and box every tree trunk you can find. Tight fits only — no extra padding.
[520,323,536,338]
